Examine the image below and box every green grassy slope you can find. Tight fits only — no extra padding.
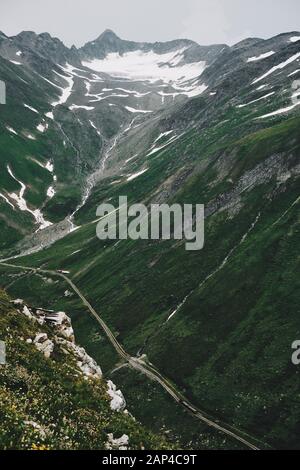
[2,109,299,448]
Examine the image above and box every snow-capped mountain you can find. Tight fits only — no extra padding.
[0,28,299,249]
[0,29,229,247]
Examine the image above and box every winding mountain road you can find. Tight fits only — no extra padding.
[0,260,261,450]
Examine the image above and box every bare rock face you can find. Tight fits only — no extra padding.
[22,305,35,321]
[17,302,103,380]
[105,433,129,450]
[55,336,103,379]
[12,299,24,306]
[33,333,54,358]
[107,380,126,412]
[16,300,128,412]
[44,311,75,342]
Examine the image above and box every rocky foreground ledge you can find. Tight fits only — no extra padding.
[0,291,172,450]
[11,299,129,449]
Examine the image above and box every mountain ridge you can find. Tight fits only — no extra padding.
[1,27,299,50]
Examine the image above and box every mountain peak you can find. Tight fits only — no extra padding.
[97,29,120,42]
[80,29,129,59]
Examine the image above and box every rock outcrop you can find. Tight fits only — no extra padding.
[107,380,126,412]
[13,299,127,411]
[105,433,129,450]
[33,333,54,358]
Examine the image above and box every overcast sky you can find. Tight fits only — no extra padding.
[1,0,300,47]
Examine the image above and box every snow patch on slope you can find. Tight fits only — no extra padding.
[7,165,52,230]
[45,161,54,172]
[125,106,152,114]
[247,51,275,62]
[36,122,48,133]
[89,120,101,135]
[24,103,39,114]
[47,186,55,199]
[69,104,95,111]
[6,126,18,135]
[107,381,126,412]
[45,111,54,120]
[82,49,206,83]
[51,65,74,107]
[237,92,275,108]
[82,48,207,98]
[256,101,300,119]
[127,168,148,181]
[252,53,300,84]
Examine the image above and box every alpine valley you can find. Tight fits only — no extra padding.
[0,28,300,450]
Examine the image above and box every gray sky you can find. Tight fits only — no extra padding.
[1,0,300,47]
